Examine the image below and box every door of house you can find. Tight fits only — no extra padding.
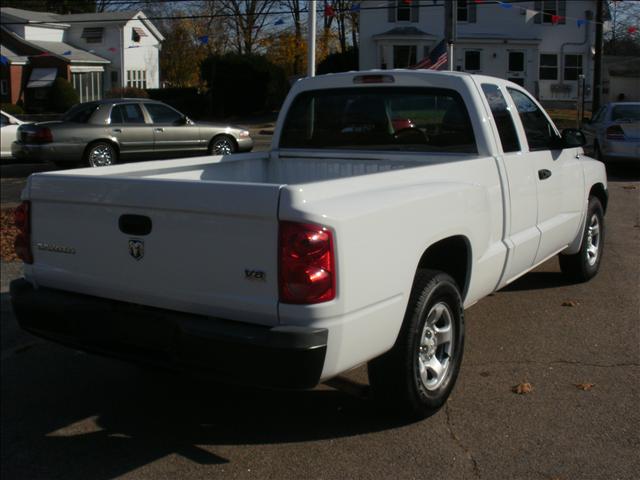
[507,50,526,88]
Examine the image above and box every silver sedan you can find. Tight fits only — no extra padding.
[582,102,640,163]
[13,99,253,167]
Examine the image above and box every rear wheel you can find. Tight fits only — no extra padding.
[209,135,237,155]
[368,269,465,419]
[85,142,117,167]
[559,196,605,282]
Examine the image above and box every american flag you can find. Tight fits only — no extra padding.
[411,39,448,70]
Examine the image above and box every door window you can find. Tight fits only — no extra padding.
[482,84,520,153]
[508,52,524,72]
[464,51,481,72]
[508,88,558,151]
[145,103,184,124]
[110,104,146,124]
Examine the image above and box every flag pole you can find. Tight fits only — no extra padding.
[308,0,316,77]
[445,0,457,71]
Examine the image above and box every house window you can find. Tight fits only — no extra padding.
[396,0,411,22]
[393,45,416,68]
[457,0,469,22]
[539,54,558,80]
[0,79,8,96]
[81,27,104,43]
[127,70,147,89]
[110,70,118,84]
[508,52,524,72]
[72,71,103,103]
[564,54,583,81]
[464,51,481,71]
[132,27,147,43]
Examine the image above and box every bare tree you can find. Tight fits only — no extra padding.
[213,0,276,55]
[280,0,305,72]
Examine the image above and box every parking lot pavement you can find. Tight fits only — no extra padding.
[1,167,639,479]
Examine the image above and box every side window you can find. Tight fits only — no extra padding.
[0,114,7,127]
[481,84,520,153]
[590,106,606,124]
[111,104,146,124]
[145,103,184,124]
[507,88,558,151]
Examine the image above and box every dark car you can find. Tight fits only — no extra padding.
[13,99,253,167]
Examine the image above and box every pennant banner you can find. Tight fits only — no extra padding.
[0,55,9,65]
[197,35,209,45]
[274,18,285,26]
[62,50,72,55]
[525,9,537,23]
[498,2,513,9]
[628,26,638,34]
[576,19,587,28]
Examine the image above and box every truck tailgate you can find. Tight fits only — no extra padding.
[27,174,282,326]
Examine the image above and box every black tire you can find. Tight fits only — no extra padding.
[559,196,605,282]
[209,135,237,155]
[368,269,465,419]
[84,141,117,167]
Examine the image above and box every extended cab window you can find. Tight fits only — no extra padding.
[280,87,477,153]
[110,104,146,124]
[507,88,558,151]
[481,84,520,153]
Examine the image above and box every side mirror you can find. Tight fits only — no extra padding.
[174,116,189,126]
[561,128,586,148]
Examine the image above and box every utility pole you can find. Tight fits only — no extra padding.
[308,0,316,77]
[592,0,604,111]
[444,0,457,70]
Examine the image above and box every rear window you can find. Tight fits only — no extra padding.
[279,87,477,153]
[611,105,640,122]
[63,102,99,123]
[110,104,146,124]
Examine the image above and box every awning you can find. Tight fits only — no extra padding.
[132,27,148,37]
[27,68,58,88]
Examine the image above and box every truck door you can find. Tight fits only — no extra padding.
[506,88,584,265]
[480,83,539,285]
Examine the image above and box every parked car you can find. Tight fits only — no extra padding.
[11,71,607,419]
[1,110,24,160]
[12,99,253,167]
[583,102,640,163]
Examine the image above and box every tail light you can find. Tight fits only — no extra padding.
[279,221,335,304]
[606,125,625,140]
[30,127,53,144]
[14,201,33,264]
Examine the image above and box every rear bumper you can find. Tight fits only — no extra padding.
[602,139,640,162]
[12,142,83,163]
[10,279,327,389]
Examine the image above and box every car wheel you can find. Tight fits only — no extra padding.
[368,269,464,419]
[210,135,237,155]
[559,196,605,282]
[85,142,117,167]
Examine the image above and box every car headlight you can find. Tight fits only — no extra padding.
[238,130,250,138]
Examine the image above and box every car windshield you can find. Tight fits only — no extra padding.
[280,87,477,153]
[611,105,640,122]
[63,102,99,123]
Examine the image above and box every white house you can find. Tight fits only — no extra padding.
[359,0,607,105]
[0,8,163,107]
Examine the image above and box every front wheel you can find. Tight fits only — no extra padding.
[559,196,605,282]
[85,142,117,167]
[368,269,465,419]
[209,135,237,155]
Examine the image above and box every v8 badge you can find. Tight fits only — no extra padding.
[128,239,144,261]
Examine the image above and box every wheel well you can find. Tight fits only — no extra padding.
[416,236,471,298]
[83,139,119,160]
[589,183,608,213]
[209,134,238,151]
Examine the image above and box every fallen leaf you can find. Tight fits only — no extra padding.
[512,382,534,394]
[0,209,20,262]
[622,185,637,190]
[575,383,595,391]
[561,300,578,307]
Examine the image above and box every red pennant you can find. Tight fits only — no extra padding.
[628,26,638,34]
[551,15,562,25]
[403,0,412,4]
[324,4,335,17]
[474,0,483,3]
[108,47,118,52]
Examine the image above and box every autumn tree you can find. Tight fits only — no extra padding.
[208,0,276,55]
[160,17,208,88]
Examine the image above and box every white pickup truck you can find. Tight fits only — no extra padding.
[11,71,607,418]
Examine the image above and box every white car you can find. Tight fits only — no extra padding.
[0,110,24,159]
[10,71,607,419]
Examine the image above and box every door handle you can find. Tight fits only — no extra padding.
[112,128,122,133]
[154,127,164,132]
[538,169,552,180]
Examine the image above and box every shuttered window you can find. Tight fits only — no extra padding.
[81,27,104,43]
